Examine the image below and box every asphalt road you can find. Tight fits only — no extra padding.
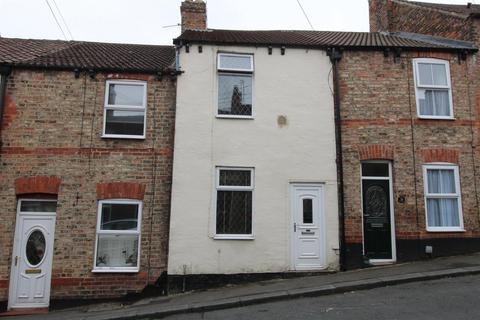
[147,274,480,320]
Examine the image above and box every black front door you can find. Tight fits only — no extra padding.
[362,179,392,260]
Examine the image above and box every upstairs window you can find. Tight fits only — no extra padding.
[217,53,254,118]
[103,81,147,139]
[215,167,254,238]
[423,164,464,232]
[413,59,453,119]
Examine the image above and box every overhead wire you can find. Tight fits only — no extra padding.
[52,0,74,40]
[296,0,315,30]
[44,0,68,40]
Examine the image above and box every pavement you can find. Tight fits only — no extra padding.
[5,253,480,320]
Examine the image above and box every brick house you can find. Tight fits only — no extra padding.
[344,0,480,269]
[0,38,177,311]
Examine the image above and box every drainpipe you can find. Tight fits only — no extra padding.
[327,48,346,271]
[0,65,12,157]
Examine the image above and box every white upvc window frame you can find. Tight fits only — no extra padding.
[102,80,147,139]
[412,58,454,120]
[216,53,255,119]
[214,166,255,240]
[93,199,142,273]
[422,164,464,232]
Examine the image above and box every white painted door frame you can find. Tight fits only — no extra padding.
[8,199,57,310]
[290,183,326,271]
[360,161,397,265]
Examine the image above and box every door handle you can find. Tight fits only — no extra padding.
[14,256,18,266]
[294,222,297,232]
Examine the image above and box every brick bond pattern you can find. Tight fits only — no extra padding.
[339,49,480,268]
[0,69,176,301]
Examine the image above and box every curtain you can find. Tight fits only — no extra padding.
[420,90,450,116]
[427,169,459,227]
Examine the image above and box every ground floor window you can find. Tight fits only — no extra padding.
[423,164,464,232]
[94,200,142,272]
[215,167,254,239]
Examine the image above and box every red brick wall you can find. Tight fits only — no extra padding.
[0,69,176,301]
[369,0,474,43]
[339,50,480,264]
[181,0,207,32]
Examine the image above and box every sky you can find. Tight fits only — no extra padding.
[0,0,476,45]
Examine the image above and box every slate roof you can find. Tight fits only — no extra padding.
[175,29,477,51]
[0,37,176,73]
[401,0,480,16]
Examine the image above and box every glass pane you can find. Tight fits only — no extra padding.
[219,170,251,187]
[427,169,456,194]
[433,90,450,116]
[303,199,313,224]
[218,74,252,116]
[20,201,56,213]
[105,109,145,136]
[419,89,450,117]
[26,230,46,266]
[96,234,139,268]
[432,64,448,86]
[419,89,434,116]
[108,84,144,106]
[361,163,389,177]
[101,203,139,230]
[216,191,252,234]
[427,198,460,227]
[219,55,252,70]
[418,63,433,86]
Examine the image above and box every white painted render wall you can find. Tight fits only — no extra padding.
[168,44,339,275]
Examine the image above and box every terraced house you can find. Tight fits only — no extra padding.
[1,0,480,314]
[0,38,177,311]
[168,0,479,291]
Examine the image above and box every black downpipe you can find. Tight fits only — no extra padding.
[0,66,12,158]
[327,48,346,271]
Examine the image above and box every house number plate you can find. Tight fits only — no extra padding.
[25,269,41,274]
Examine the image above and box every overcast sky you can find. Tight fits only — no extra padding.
[0,0,475,45]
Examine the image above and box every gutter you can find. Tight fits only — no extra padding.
[327,48,346,271]
[0,65,12,157]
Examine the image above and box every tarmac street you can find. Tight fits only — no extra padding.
[4,254,480,320]
[151,274,480,320]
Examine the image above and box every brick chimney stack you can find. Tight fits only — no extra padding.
[180,0,207,33]
[368,0,392,32]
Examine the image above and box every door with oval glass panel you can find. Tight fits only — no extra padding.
[291,184,326,270]
[8,199,57,310]
[361,162,396,263]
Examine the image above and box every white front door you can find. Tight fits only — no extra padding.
[291,184,326,271]
[8,199,57,310]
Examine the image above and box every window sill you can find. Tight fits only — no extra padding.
[426,227,465,233]
[101,134,146,140]
[216,115,254,120]
[92,268,140,273]
[417,116,455,121]
[214,234,255,240]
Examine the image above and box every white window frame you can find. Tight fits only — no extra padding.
[412,58,454,120]
[214,167,255,240]
[102,80,147,139]
[216,53,254,119]
[422,164,464,232]
[93,199,142,273]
